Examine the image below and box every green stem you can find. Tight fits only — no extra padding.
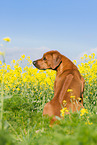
[3,52,5,64]
[1,69,4,130]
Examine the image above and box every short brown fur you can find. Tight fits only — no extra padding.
[33,50,85,123]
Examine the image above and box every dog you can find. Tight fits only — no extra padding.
[33,50,85,123]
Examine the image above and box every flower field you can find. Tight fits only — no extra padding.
[0,53,97,144]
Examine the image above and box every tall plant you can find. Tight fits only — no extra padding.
[0,37,11,130]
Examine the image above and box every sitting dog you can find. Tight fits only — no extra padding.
[33,50,85,123]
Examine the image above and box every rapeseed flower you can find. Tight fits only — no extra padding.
[0,52,96,116]
[63,100,67,104]
[70,96,75,99]
[21,54,25,59]
[73,60,77,65]
[12,60,15,64]
[3,37,11,42]
[80,108,88,116]
[60,107,69,117]
[67,89,73,92]
[85,120,93,125]
[0,61,2,65]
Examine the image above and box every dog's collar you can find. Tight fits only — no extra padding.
[54,60,62,70]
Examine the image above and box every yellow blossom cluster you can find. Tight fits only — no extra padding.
[0,55,56,96]
[78,53,97,85]
[0,53,97,113]
[80,108,88,116]
[0,53,96,95]
[60,107,69,117]
[3,37,11,42]
[85,119,93,125]
[70,95,75,99]
[78,53,97,111]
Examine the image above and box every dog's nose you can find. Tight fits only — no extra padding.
[33,61,36,65]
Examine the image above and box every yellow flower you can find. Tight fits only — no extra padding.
[63,100,67,106]
[0,52,96,113]
[60,107,69,117]
[21,54,25,59]
[7,65,11,70]
[28,60,32,65]
[23,77,27,82]
[85,122,93,125]
[70,96,75,99]
[80,108,88,116]
[0,61,2,65]
[80,57,84,61]
[0,51,5,56]
[67,89,73,92]
[78,97,81,101]
[3,37,11,42]
[84,54,88,58]
[73,60,77,65]
[63,100,67,104]
[12,59,15,64]
[26,56,30,60]
[85,119,93,125]
[17,88,20,91]
[89,55,92,59]
[92,53,95,59]
[19,57,22,61]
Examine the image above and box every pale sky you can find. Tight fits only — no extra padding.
[0,0,97,64]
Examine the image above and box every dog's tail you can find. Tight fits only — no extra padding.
[80,76,85,103]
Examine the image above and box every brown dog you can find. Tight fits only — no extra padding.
[33,50,85,123]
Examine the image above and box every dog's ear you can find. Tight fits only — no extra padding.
[52,53,62,69]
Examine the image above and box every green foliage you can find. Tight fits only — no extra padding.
[29,113,97,145]
[0,130,15,145]
[0,79,96,145]
[2,93,97,145]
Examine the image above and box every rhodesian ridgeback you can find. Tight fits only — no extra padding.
[33,50,85,123]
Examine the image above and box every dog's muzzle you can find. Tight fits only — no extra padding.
[33,61,36,66]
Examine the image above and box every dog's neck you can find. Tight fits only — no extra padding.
[56,55,77,76]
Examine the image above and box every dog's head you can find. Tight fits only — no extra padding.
[33,50,62,70]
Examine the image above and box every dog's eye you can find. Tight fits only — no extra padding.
[43,57,46,60]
